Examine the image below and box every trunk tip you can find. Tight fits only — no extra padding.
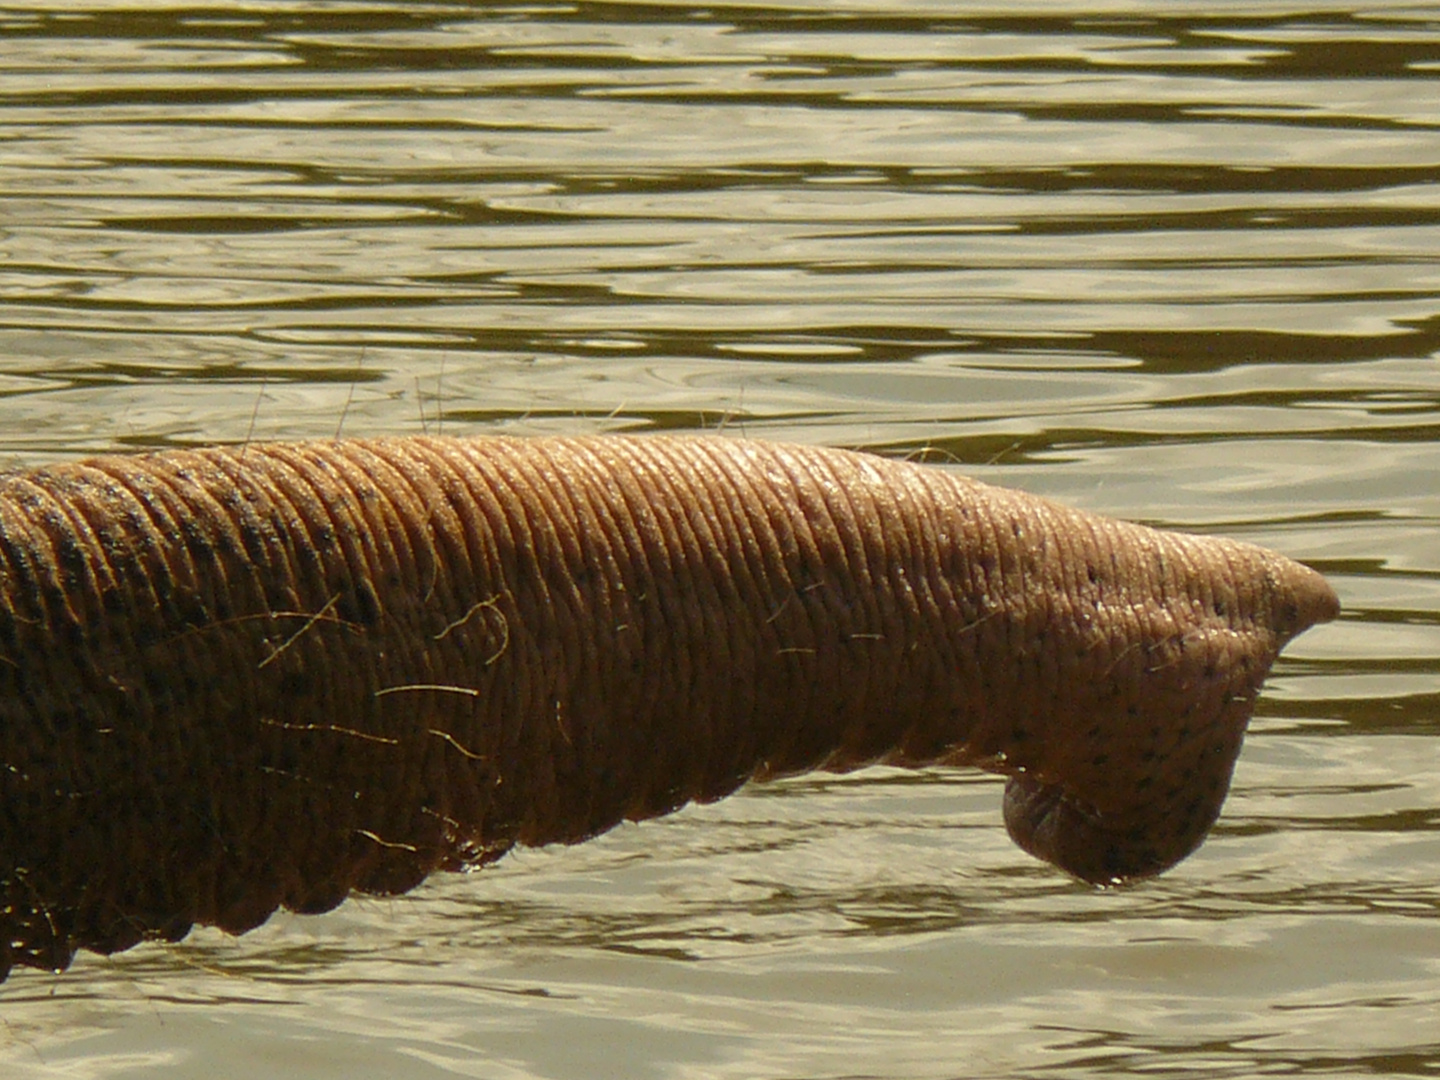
[1271,557,1340,643]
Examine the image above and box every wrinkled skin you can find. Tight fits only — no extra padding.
[0,435,1338,978]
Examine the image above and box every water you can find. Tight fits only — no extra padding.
[0,2,1436,1077]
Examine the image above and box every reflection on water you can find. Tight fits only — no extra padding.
[0,3,1437,1078]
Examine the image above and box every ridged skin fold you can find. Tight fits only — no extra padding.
[0,435,1338,978]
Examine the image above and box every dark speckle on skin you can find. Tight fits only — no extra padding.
[337,580,381,626]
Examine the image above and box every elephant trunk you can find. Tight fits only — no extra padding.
[0,435,1337,978]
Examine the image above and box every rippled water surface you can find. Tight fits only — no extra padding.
[1,2,1437,1077]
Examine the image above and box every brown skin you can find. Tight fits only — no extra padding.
[0,435,1338,979]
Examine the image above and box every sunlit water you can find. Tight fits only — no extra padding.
[0,3,1436,1077]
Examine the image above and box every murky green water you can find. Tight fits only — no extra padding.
[0,2,1436,1077]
